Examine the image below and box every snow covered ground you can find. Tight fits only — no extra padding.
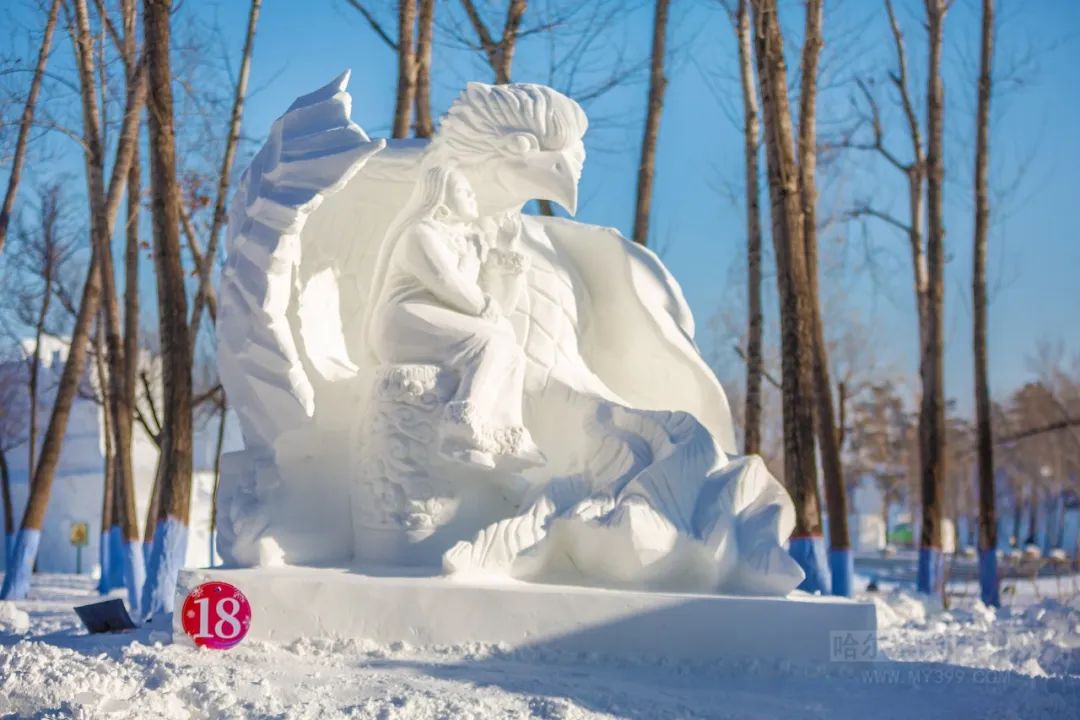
[1,573,1077,719]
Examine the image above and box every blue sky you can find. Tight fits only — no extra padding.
[3,0,1078,415]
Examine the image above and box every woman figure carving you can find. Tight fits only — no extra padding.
[366,165,544,471]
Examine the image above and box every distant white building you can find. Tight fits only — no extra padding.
[0,336,238,574]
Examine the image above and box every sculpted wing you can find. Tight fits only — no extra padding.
[219,71,426,453]
[217,71,431,566]
[536,216,739,455]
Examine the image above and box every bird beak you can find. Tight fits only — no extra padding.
[554,149,579,216]
[532,149,580,216]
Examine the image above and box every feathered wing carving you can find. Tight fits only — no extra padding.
[216,72,424,567]
[218,70,385,453]
[537,216,738,455]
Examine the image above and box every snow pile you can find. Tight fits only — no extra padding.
[0,601,29,634]
[865,587,935,629]
[868,587,1080,678]
[1,574,1078,719]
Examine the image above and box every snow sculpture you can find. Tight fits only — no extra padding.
[217,71,804,595]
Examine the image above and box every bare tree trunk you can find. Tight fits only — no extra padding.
[1,450,12,566]
[0,0,61,255]
[973,0,998,606]
[209,395,227,565]
[918,0,948,597]
[750,0,825,589]
[142,0,193,618]
[414,0,435,138]
[798,0,851,595]
[123,0,141,417]
[631,0,671,247]
[883,2,933,568]
[94,316,116,592]
[123,161,139,400]
[27,261,54,483]
[71,0,146,610]
[392,0,418,138]
[345,0,427,138]
[734,0,763,456]
[459,0,527,85]
[0,0,144,602]
[495,0,526,83]
[143,456,162,550]
[1,251,103,597]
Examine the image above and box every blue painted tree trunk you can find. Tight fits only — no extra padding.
[123,540,146,617]
[789,536,831,594]
[828,547,854,596]
[96,530,111,594]
[107,525,126,590]
[0,529,41,599]
[140,516,188,619]
[979,548,1000,607]
[917,547,944,595]
[4,532,13,570]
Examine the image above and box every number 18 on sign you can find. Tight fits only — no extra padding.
[181,581,252,649]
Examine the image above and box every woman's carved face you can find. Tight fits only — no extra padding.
[445,172,479,221]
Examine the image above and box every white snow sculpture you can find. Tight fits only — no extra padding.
[217,71,804,595]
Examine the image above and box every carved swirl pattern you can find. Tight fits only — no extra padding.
[354,365,459,534]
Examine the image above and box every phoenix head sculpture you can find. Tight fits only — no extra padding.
[427,82,588,215]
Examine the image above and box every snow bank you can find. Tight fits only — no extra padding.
[1,574,1078,719]
[0,601,29,633]
[866,586,1080,678]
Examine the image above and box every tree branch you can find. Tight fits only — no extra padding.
[733,344,781,390]
[846,204,912,233]
[343,0,398,51]
[459,0,499,68]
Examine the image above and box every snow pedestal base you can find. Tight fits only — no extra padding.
[173,566,876,663]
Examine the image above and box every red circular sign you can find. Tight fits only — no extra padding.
[180,581,252,649]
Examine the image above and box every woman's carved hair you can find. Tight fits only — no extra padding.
[427,82,587,165]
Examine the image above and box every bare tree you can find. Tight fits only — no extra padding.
[344,0,430,138]
[631,0,671,247]
[459,0,527,84]
[972,0,998,606]
[178,0,260,554]
[188,0,261,342]
[92,313,116,591]
[797,0,850,595]
[141,0,194,618]
[845,379,916,542]
[729,0,764,456]
[841,0,937,588]
[0,360,26,566]
[70,0,147,609]
[414,0,435,138]
[120,0,142,594]
[750,0,826,588]
[393,0,418,138]
[0,0,61,255]
[845,0,929,411]
[0,0,145,601]
[9,184,75,484]
[918,0,949,597]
